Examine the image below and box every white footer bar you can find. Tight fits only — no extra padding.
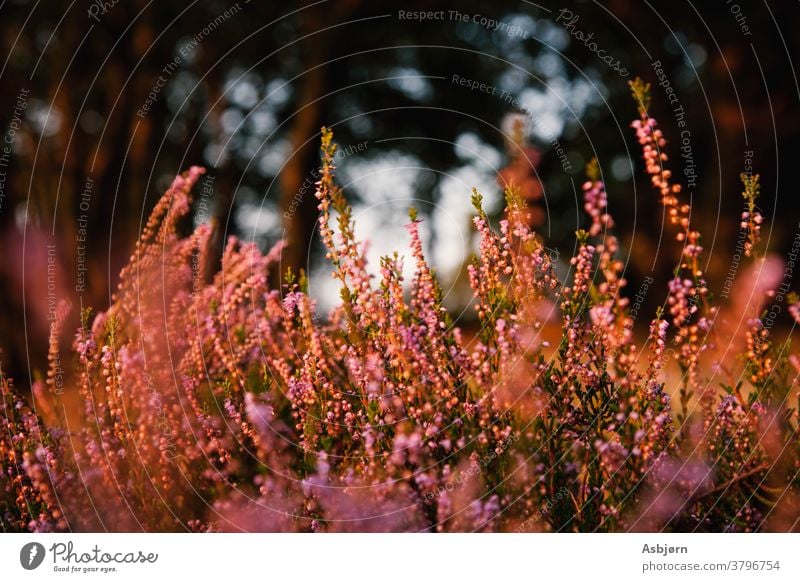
[2,533,798,581]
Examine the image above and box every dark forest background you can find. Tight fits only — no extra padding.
[0,0,798,381]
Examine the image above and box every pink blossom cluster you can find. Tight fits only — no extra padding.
[3,84,800,533]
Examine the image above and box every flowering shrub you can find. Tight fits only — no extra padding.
[2,80,800,532]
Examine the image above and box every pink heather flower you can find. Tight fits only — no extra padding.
[582,179,613,237]
[667,278,697,328]
[789,301,800,325]
[649,318,669,371]
[3,113,798,535]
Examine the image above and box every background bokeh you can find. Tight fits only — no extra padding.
[0,0,798,382]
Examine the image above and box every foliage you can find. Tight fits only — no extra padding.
[2,83,800,532]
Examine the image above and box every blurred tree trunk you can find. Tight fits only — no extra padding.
[278,0,362,276]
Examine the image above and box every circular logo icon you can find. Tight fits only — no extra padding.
[20,542,46,570]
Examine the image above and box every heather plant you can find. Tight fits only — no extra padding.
[2,80,800,533]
